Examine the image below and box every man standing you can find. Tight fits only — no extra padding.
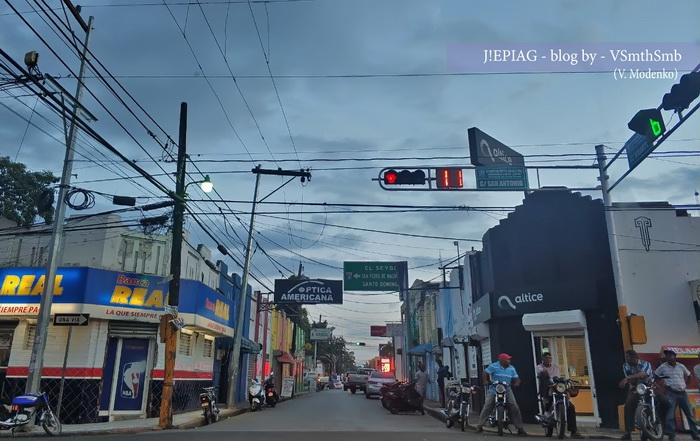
[475,353,528,436]
[437,359,451,407]
[619,349,654,440]
[655,350,700,441]
[536,352,583,439]
[415,362,430,398]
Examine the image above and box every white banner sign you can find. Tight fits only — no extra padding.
[310,328,332,340]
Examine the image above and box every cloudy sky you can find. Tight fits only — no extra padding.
[1,0,700,363]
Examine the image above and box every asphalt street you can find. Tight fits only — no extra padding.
[62,388,504,441]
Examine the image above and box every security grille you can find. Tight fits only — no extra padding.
[178,332,192,356]
[203,339,213,358]
[23,325,35,350]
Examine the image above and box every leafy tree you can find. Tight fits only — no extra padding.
[0,157,58,227]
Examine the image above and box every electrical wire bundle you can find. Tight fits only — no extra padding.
[64,187,95,210]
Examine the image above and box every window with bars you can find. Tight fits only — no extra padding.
[178,332,192,356]
[24,325,36,350]
[203,339,213,358]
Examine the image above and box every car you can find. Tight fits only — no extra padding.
[365,370,397,399]
[345,368,374,393]
[332,379,343,389]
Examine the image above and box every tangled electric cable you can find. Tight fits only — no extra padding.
[65,187,95,210]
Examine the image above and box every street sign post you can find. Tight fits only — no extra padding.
[53,313,89,326]
[343,261,402,291]
[475,166,528,190]
[468,127,525,167]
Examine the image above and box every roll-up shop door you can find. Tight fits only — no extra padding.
[108,321,158,339]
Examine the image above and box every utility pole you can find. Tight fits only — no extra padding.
[159,102,187,429]
[26,15,94,395]
[595,144,632,352]
[227,166,311,406]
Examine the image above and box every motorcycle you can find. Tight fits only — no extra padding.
[380,381,403,409]
[264,378,279,407]
[248,379,265,411]
[635,374,669,441]
[535,376,578,439]
[199,386,220,425]
[486,381,511,436]
[0,392,61,436]
[445,380,478,432]
[385,379,425,415]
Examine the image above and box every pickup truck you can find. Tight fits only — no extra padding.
[344,368,374,394]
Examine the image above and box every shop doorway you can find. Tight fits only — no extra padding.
[0,322,17,399]
[534,335,597,422]
[99,338,154,420]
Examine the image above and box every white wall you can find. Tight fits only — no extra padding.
[613,205,700,353]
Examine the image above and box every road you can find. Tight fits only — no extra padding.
[65,388,498,441]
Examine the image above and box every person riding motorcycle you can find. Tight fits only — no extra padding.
[475,353,528,436]
[536,352,583,439]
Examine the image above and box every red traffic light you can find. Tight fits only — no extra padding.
[436,168,463,189]
[382,169,426,185]
[384,170,398,184]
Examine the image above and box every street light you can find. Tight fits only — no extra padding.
[184,175,213,194]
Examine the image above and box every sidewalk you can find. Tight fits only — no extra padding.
[0,390,312,437]
[422,400,694,440]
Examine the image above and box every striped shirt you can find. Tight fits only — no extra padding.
[655,362,690,392]
[623,360,653,386]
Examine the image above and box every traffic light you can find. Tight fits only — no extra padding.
[382,169,426,185]
[662,72,700,111]
[356,342,366,346]
[628,108,666,144]
[436,168,464,189]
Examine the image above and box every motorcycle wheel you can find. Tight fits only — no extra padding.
[556,403,566,440]
[545,423,554,438]
[351,388,356,395]
[497,406,505,436]
[636,406,664,441]
[390,406,399,415]
[41,409,62,436]
[204,407,213,425]
[460,403,468,432]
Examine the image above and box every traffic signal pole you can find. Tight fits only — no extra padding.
[227,166,311,406]
[26,15,94,395]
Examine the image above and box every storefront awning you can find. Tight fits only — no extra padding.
[522,310,587,333]
[241,337,262,354]
[408,342,434,355]
[276,352,295,364]
[661,345,700,358]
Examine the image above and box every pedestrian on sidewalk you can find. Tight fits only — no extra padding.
[655,350,700,441]
[415,362,430,398]
[475,353,528,437]
[436,359,451,408]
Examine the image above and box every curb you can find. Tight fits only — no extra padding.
[422,406,619,440]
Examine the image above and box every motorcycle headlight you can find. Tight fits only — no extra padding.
[555,383,567,393]
[636,384,647,395]
[495,384,506,393]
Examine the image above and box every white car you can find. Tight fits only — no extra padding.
[365,371,397,398]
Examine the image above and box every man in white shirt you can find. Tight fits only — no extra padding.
[655,350,700,441]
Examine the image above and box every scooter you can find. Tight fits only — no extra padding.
[0,391,61,436]
[385,379,425,415]
[248,379,265,411]
[264,377,279,407]
[199,386,220,425]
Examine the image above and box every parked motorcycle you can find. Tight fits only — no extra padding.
[248,379,265,411]
[535,376,578,439]
[380,381,403,409]
[385,379,425,415]
[445,380,478,432]
[635,374,669,441]
[486,381,511,436]
[0,392,61,436]
[264,377,279,407]
[199,386,220,425]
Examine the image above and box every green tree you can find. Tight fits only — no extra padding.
[0,157,58,227]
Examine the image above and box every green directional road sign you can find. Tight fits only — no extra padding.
[475,166,528,191]
[343,261,402,291]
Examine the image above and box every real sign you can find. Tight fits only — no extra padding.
[343,261,402,291]
[468,127,525,168]
[274,279,343,304]
[310,328,332,340]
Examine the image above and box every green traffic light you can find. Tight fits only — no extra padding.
[650,118,662,137]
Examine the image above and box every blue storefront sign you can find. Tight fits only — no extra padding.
[0,267,235,334]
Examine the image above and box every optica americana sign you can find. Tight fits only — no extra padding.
[274,279,343,304]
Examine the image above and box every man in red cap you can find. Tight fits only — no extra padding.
[475,353,528,436]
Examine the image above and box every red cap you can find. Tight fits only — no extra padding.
[498,353,512,360]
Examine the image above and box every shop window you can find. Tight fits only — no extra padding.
[178,332,192,356]
[24,325,36,350]
[203,339,213,358]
